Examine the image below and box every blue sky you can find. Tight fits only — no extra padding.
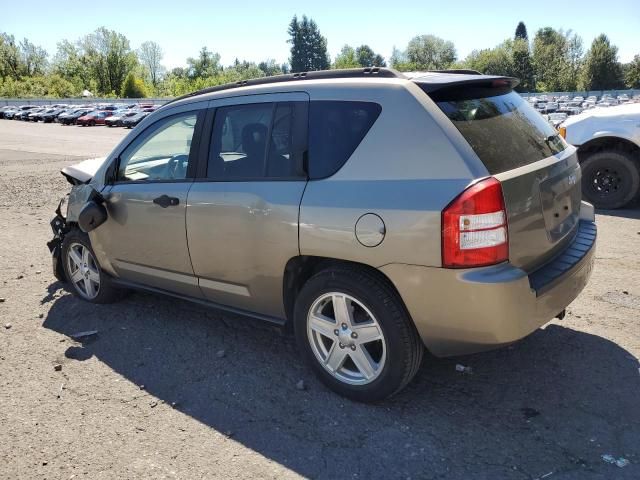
[3,0,639,68]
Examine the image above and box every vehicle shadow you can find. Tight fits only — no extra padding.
[42,289,640,479]
[595,203,640,219]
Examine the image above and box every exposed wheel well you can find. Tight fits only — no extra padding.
[282,256,404,326]
[577,136,640,161]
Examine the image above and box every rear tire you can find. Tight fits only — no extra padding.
[580,150,640,209]
[61,229,123,304]
[294,266,423,402]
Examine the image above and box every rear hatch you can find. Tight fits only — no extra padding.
[416,75,581,272]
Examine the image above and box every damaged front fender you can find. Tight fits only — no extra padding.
[48,157,109,282]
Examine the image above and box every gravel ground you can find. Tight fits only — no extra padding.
[0,121,639,479]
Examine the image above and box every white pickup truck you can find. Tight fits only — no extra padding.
[560,103,640,209]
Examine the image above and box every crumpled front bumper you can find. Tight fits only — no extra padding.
[47,199,68,282]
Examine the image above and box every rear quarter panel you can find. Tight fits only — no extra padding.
[299,83,476,268]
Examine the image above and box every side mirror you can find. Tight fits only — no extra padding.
[78,200,108,233]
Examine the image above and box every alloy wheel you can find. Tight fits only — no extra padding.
[307,292,386,385]
[66,242,101,300]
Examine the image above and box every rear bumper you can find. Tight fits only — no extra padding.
[380,217,596,357]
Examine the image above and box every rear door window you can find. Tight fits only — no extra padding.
[308,101,381,179]
[434,91,567,174]
[208,102,304,180]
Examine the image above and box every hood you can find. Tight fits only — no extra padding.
[562,102,640,127]
[60,157,106,185]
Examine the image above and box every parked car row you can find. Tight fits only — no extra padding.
[0,103,163,129]
[527,93,640,117]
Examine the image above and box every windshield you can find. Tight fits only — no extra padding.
[436,91,568,174]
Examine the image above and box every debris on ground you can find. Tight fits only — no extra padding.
[139,384,145,390]
[455,364,473,374]
[57,383,64,399]
[0,298,5,303]
[4,323,12,329]
[38,313,43,319]
[16,274,24,280]
[601,454,630,467]
[296,380,306,391]
[53,363,62,371]
[216,349,226,358]
[70,330,98,340]
[521,407,541,419]
[149,401,158,408]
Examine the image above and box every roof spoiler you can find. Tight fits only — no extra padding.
[426,69,482,75]
[413,74,520,94]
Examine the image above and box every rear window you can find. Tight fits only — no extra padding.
[308,101,381,179]
[435,91,567,174]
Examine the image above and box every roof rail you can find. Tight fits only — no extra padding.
[427,69,482,75]
[166,67,406,105]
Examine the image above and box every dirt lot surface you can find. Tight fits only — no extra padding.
[1,120,639,479]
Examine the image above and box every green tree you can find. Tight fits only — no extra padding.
[186,47,221,79]
[0,33,22,79]
[532,27,570,91]
[515,22,528,41]
[580,34,624,90]
[563,31,583,91]
[512,38,535,91]
[624,54,640,88]
[52,39,91,91]
[355,45,386,67]
[389,46,405,69]
[0,74,77,98]
[334,45,359,68]
[120,72,147,98]
[463,41,515,77]
[460,39,532,91]
[19,38,47,76]
[258,59,288,76]
[334,44,386,69]
[404,34,456,70]
[81,27,137,95]
[287,15,330,72]
[138,40,164,88]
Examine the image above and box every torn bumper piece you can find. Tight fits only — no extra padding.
[47,199,68,282]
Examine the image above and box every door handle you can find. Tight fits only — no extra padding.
[153,195,180,208]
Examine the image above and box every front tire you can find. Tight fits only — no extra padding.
[294,266,423,402]
[61,229,122,303]
[580,150,639,209]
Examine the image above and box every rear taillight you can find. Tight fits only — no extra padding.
[442,177,509,268]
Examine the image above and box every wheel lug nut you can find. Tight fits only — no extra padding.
[339,343,345,349]
[334,329,339,336]
[341,323,347,330]
[351,332,357,339]
[350,345,356,351]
